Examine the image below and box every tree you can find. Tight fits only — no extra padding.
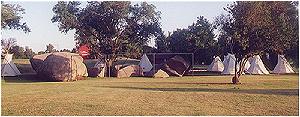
[155,31,170,53]
[52,1,162,68]
[1,38,17,54]
[60,49,71,52]
[169,16,215,52]
[24,46,35,58]
[37,51,45,55]
[216,1,298,84]
[71,48,77,53]
[45,44,55,53]
[1,2,30,33]
[9,45,25,59]
[167,16,216,64]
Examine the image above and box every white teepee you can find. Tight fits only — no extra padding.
[244,59,251,73]
[222,53,236,74]
[1,54,21,76]
[272,55,294,74]
[94,61,106,77]
[223,55,228,66]
[247,55,269,74]
[207,56,224,72]
[139,54,153,72]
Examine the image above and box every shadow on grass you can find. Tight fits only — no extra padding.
[111,81,233,85]
[186,71,222,76]
[101,86,299,96]
[2,73,47,83]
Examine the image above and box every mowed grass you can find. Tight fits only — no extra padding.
[1,74,299,116]
[1,59,299,115]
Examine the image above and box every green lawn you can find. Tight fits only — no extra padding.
[1,74,299,116]
[1,59,299,116]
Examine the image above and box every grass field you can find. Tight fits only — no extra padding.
[1,59,299,116]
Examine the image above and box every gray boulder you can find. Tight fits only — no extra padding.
[30,52,88,81]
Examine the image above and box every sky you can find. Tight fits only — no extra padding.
[1,1,232,52]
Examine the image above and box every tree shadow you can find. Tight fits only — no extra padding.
[101,86,299,96]
[111,81,233,85]
[2,73,48,83]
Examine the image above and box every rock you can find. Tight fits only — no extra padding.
[153,69,169,78]
[30,53,51,73]
[30,52,88,81]
[117,65,143,78]
[161,55,190,77]
[87,66,106,77]
[85,60,106,77]
[161,64,182,77]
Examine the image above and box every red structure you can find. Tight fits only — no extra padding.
[79,45,90,59]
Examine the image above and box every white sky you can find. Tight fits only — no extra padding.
[1,1,232,52]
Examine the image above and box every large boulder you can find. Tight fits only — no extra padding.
[30,52,88,81]
[117,65,143,78]
[30,53,51,73]
[87,61,106,77]
[161,55,190,77]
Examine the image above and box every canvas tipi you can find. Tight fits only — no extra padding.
[247,55,269,74]
[1,54,21,76]
[272,55,294,74]
[222,53,236,74]
[139,54,153,72]
[207,56,224,72]
[244,59,251,73]
[223,55,228,66]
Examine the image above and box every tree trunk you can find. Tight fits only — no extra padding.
[105,54,117,77]
[232,57,240,84]
[232,75,240,84]
[232,56,249,84]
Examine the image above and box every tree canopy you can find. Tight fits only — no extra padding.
[1,2,30,33]
[168,16,216,53]
[52,1,163,60]
[1,38,17,54]
[157,16,216,64]
[45,44,55,53]
[215,1,298,83]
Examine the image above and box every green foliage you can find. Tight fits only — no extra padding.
[188,16,216,49]
[9,46,25,59]
[7,45,35,59]
[162,16,216,64]
[37,51,45,55]
[60,49,71,52]
[215,1,299,82]
[218,1,298,57]
[45,44,55,53]
[169,29,192,52]
[1,2,30,33]
[1,38,17,54]
[24,46,35,58]
[155,32,170,53]
[169,16,216,53]
[52,1,163,59]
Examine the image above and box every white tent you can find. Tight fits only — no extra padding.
[139,54,153,72]
[223,55,228,66]
[1,54,21,76]
[94,61,106,77]
[222,53,236,74]
[244,59,251,73]
[207,56,224,72]
[272,55,294,74]
[247,55,269,74]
